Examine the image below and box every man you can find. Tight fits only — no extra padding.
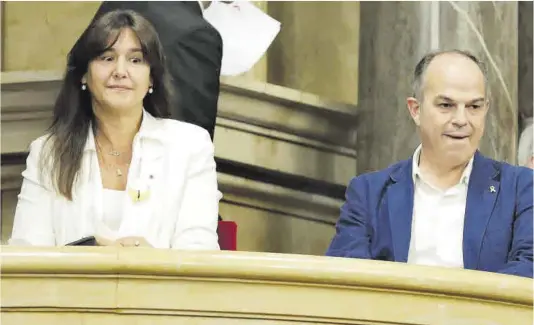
[90,1,222,139]
[326,50,533,278]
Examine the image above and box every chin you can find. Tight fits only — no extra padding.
[444,149,475,166]
[103,100,139,112]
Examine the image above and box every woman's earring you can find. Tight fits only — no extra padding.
[81,83,87,91]
[148,87,154,94]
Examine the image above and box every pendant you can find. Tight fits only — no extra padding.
[116,169,123,177]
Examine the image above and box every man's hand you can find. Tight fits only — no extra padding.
[114,236,153,248]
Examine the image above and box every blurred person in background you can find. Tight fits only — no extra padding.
[518,117,534,169]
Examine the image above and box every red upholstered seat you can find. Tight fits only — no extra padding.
[217,221,237,250]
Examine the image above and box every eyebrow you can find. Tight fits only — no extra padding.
[435,95,485,103]
[103,48,144,54]
[468,97,485,104]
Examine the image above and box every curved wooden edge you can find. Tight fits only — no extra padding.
[1,246,532,306]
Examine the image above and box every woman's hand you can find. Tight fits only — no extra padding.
[114,236,153,247]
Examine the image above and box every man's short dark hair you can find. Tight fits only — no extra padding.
[412,49,489,100]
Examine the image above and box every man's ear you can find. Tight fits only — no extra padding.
[407,97,421,126]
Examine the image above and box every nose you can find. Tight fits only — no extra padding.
[451,105,468,127]
[112,57,127,79]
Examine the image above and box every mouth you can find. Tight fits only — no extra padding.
[107,86,132,91]
[444,134,469,140]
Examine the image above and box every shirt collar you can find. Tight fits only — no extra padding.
[84,109,165,152]
[412,144,474,186]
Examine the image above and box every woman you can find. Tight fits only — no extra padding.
[9,10,221,249]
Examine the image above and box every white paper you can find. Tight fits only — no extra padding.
[203,1,281,76]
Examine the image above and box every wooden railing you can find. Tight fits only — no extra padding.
[1,246,532,325]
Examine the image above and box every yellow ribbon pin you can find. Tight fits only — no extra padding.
[128,187,151,203]
[128,177,152,203]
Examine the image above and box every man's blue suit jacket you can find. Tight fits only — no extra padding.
[326,152,533,278]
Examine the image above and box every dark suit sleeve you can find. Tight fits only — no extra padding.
[169,26,222,139]
[497,168,533,278]
[326,176,372,259]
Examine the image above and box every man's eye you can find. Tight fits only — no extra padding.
[439,103,453,108]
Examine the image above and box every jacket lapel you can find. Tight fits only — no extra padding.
[462,152,500,270]
[118,112,166,239]
[387,160,414,262]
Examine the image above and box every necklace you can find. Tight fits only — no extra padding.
[95,128,123,156]
[109,149,121,157]
[95,139,129,177]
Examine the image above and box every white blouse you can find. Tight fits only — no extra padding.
[101,189,126,234]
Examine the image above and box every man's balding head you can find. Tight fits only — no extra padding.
[406,50,490,169]
[412,50,489,101]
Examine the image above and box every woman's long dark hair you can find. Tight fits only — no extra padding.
[43,10,172,200]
